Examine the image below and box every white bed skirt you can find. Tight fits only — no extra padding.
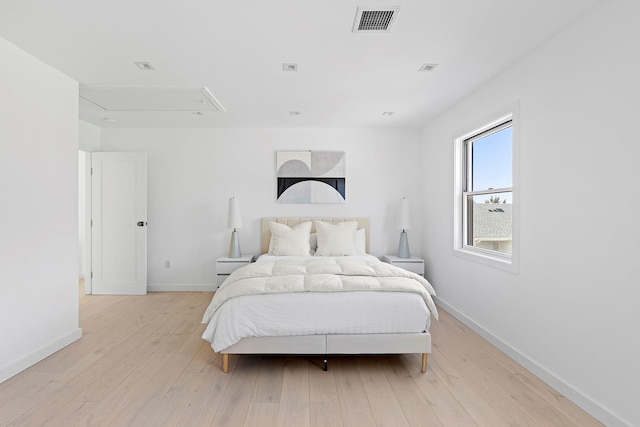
[222,332,431,356]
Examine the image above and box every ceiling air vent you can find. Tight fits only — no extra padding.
[352,6,400,33]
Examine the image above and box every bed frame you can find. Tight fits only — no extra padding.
[219,217,431,373]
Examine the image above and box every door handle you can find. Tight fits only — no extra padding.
[137,221,147,227]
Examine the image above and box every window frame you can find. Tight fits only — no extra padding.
[453,105,519,272]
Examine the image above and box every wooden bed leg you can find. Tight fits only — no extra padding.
[323,358,328,371]
[223,353,229,373]
[421,353,428,373]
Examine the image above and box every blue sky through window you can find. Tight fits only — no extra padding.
[472,126,512,202]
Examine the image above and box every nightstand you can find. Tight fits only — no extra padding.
[381,255,424,276]
[216,254,255,288]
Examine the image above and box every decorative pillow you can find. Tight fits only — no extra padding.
[314,221,358,256]
[268,221,312,256]
[312,228,366,254]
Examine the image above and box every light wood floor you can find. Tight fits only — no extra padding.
[0,288,603,427]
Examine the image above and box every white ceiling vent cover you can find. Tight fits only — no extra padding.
[352,6,400,33]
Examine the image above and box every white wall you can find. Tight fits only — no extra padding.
[100,128,423,290]
[79,120,101,151]
[0,37,81,382]
[420,1,639,426]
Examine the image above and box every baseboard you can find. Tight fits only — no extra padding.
[435,297,627,427]
[0,328,82,384]
[148,283,217,292]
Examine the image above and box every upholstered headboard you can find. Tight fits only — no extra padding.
[261,217,370,255]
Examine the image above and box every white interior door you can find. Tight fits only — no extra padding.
[91,152,147,295]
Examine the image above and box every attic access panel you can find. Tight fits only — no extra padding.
[79,86,225,112]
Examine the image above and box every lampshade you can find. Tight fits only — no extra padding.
[227,197,242,229]
[396,197,410,230]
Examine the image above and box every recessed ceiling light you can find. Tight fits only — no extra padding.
[290,111,301,116]
[382,112,395,116]
[102,117,118,123]
[134,62,155,71]
[282,63,298,72]
[418,63,438,72]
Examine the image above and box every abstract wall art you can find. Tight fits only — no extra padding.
[276,151,346,204]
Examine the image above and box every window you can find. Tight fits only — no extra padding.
[454,111,517,270]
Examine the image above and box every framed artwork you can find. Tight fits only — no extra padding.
[276,151,346,204]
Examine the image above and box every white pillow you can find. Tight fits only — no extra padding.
[314,221,357,256]
[354,228,367,255]
[311,228,366,255]
[268,221,312,256]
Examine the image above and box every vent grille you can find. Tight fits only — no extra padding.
[353,6,400,33]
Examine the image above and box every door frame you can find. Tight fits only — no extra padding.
[80,149,92,294]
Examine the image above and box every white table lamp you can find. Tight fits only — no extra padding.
[228,196,242,258]
[397,197,411,258]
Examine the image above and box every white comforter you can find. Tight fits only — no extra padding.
[202,257,438,324]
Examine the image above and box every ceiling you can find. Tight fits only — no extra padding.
[0,0,599,129]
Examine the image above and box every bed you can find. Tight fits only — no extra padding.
[201,217,437,373]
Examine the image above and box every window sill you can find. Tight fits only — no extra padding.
[453,247,519,274]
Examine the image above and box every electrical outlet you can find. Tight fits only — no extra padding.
[164,260,171,269]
